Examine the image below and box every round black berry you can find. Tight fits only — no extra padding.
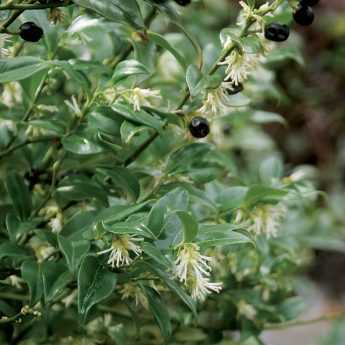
[264,23,290,42]
[293,6,314,26]
[226,82,243,95]
[19,22,43,42]
[174,0,191,6]
[300,0,320,6]
[189,117,210,138]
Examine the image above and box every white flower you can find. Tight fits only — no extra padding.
[127,87,161,112]
[0,34,10,57]
[219,50,258,86]
[199,82,241,116]
[238,300,257,320]
[62,290,77,308]
[237,1,267,29]
[0,120,16,133]
[2,82,22,107]
[98,235,143,268]
[190,274,223,301]
[175,243,223,301]
[120,282,149,309]
[65,95,83,117]
[248,203,287,238]
[48,214,63,234]
[6,275,24,289]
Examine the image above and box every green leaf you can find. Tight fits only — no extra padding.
[259,156,283,184]
[62,135,104,155]
[111,102,164,131]
[0,57,49,83]
[56,180,107,205]
[197,224,253,248]
[100,201,151,224]
[145,263,196,315]
[252,111,286,125]
[147,198,168,237]
[21,260,43,304]
[103,221,154,238]
[112,59,150,83]
[175,211,198,243]
[41,261,72,302]
[0,242,31,260]
[186,64,204,97]
[217,186,248,211]
[277,296,305,321]
[97,167,140,201]
[244,185,287,206]
[141,242,170,268]
[147,31,187,70]
[58,236,90,273]
[73,0,143,28]
[5,173,32,221]
[166,143,212,174]
[143,286,172,339]
[266,46,304,65]
[78,255,117,320]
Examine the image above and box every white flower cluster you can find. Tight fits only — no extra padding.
[199,82,244,116]
[198,1,275,118]
[236,202,287,238]
[98,235,143,268]
[0,34,9,57]
[175,243,223,301]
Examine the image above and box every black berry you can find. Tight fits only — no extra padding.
[293,6,314,26]
[19,22,43,42]
[189,117,210,138]
[300,0,320,6]
[264,23,290,42]
[226,82,243,95]
[174,0,191,6]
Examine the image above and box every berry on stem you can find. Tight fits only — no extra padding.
[19,22,43,42]
[300,0,320,6]
[226,82,244,95]
[293,5,314,26]
[189,117,210,138]
[174,0,191,6]
[264,23,290,42]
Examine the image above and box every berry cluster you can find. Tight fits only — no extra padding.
[153,0,191,5]
[189,0,320,139]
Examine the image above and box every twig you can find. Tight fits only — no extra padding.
[109,7,158,68]
[0,136,58,161]
[265,310,345,330]
[0,1,72,11]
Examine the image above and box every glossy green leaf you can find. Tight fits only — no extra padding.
[147,31,187,69]
[58,236,90,273]
[5,173,32,221]
[21,260,43,304]
[112,59,150,83]
[143,286,172,339]
[78,255,117,320]
[176,211,198,243]
[0,57,49,83]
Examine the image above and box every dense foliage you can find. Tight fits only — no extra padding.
[0,0,335,344]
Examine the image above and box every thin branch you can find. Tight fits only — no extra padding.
[109,7,158,69]
[0,0,36,32]
[265,310,345,330]
[0,136,58,161]
[0,1,72,11]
